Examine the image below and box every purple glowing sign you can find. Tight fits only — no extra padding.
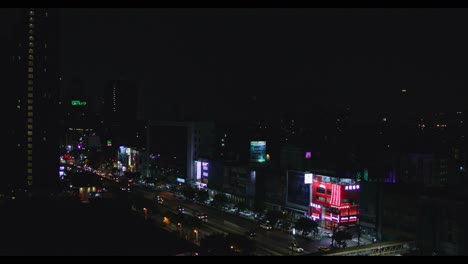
[305,152,311,159]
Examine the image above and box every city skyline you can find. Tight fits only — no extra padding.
[1,8,467,256]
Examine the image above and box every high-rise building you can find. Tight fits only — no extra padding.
[101,80,146,165]
[104,80,142,123]
[5,8,60,195]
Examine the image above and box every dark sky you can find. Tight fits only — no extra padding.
[58,8,468,121]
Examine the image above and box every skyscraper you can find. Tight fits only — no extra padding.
[5,8,60,195]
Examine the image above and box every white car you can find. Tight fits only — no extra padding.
[288,246,304,253]
[260,224,273,230]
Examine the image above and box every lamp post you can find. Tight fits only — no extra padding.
[177,223,182,237]
[290,241,296,256]
[194,229,198,242]
[143,207,148,221]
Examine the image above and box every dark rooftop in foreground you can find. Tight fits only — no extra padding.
[0,197,195,256]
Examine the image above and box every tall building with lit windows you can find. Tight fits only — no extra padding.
[4,8,60,195]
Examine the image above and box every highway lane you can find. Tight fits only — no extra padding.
[134,187,344,255]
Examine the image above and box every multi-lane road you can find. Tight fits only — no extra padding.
[134,187,338,256]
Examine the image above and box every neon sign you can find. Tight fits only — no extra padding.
[71,100,87,106]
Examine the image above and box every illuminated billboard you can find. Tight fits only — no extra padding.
[250,141,266,163]
[71,100,87,106]
[194,160,210,183]
[195,161,202,180]
[304,173,313,184]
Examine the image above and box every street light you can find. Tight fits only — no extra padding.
[290,241,296,256]
[194,229,198,242]
[143,207,148,221]
[177,223,182,237]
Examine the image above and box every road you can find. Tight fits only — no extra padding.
[134,187,346,256]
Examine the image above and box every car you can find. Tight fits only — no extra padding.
[260,224,273,230]
[197,213,208,221]
[156,196,164,204]
[177,206,184,213]
[246,229,256,237]
[318,246,331,252]
[288,246,304,253]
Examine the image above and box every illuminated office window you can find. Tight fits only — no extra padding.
[28,99,33,104]
[27,130,33,136]
[28,125,33,130]
[28,61,33,67]
[28,137,32,142]
[28,73,34,79]
[28,144,33,149]
[27,106,33,111]
[28,150,32,155]
[28,48,33,54]
[28,67,33,73]
[28,118,33,123]
[28,86,33,92]
[27,111,33,116]
[29,29,34,35]
[28,55,33,60]
[27,169,33,174]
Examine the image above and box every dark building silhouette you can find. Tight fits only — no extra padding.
[4,8,60,195]
[102,80,145,149]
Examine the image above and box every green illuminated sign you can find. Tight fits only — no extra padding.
[71,100,87,106]
[356,171,362,182]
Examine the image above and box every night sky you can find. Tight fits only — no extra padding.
[58,8,467,121]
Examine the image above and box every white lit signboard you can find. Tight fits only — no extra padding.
[195,161,201,180]
[304,173,313,184]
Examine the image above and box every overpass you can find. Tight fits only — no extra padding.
[306,241,415,256]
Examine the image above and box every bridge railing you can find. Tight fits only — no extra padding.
[323,241,415,256]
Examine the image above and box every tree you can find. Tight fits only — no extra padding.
[199,233,256,256]
[332,230,352,248]
[181,185,196,201]
[265,210,282,226]
[166,210,183,225]
[227,233,256,255]
[197,190,209,203]
[236,201,248,213]
[211,194,227,208]
[294,217,319,235]
[199,233,231,256]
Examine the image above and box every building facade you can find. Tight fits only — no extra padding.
[6,8,60,195]
[310,175,359,230]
